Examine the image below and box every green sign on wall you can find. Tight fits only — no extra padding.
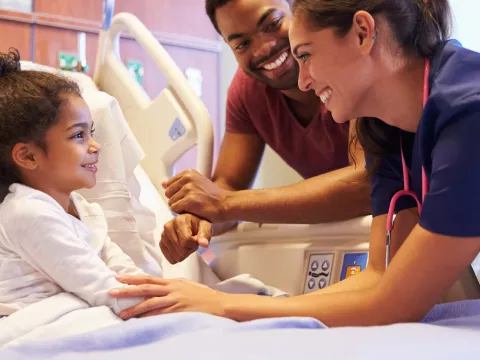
[127,60,145,85]
[58,52,78,71]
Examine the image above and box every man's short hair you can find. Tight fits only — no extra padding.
[206,0,292,34]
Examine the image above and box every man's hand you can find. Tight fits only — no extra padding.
[160,214,212,264]
[163,169,231,223]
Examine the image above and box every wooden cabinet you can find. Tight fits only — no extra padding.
[35,0,103,22]
[34,26,98,72]
[0,19,32,60]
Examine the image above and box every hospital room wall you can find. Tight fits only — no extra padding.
[449,0,480,53]
[219,0,480,190]
[0,0,223,172]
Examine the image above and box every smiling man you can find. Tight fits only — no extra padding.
[158,0,372,265]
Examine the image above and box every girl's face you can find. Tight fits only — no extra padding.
[289,12,378,123]
[15,96,100,197]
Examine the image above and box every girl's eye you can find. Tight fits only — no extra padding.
[72,132,84,139]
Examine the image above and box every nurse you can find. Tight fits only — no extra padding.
[111,0,480,326]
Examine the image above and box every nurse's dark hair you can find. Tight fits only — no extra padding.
[206,0,293,34]
[292,0,452,172]
[0,48,81,194]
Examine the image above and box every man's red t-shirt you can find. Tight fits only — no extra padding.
[226,68,350,179]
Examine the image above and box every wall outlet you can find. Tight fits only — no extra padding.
[185,67,202,97]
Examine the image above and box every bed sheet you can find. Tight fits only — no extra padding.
[1,300,480,360]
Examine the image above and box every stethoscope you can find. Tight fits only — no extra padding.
[385,58,431,268]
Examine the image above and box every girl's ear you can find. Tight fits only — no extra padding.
[11,143,40,171]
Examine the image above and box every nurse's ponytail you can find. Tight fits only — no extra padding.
[292,0,452,172]
[411,0,452,58]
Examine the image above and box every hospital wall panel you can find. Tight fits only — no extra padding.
[34,0,103,23]
[0,19,32,60]
[33,26,98,74]
[164,45,221,172]
[114,0,219,41]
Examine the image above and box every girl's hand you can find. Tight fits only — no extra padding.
[109,275,229,319]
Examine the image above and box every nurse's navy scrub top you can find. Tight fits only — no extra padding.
[368,40,480,237]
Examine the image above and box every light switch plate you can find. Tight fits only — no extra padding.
[303,253,334,294]
[185,67,203,97]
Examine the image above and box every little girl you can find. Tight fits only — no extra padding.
[0,49,144,316]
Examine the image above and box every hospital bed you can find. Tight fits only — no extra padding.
[91,2,480,297]
[1,0,480,352]
[87,0,480,297]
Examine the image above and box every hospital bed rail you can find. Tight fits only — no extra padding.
[93,4,214,202]
[89,2,218,283]
[209,217,372,295]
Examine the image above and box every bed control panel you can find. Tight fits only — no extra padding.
[303,253,334,294]
[340,253,368,281]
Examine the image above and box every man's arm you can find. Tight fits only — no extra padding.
[166,120,371,224]
[159,132,265,263]
[212,132,266,192]
[224,119,370,223]
[222,166,370,224]
[163,131,265,233]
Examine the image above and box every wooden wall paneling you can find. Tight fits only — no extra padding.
[118,38,220,174]
[117,37,167,98]
[33,25,98,75]
[164,45,220,173]
[34,0,103,22]
[114,0,218,40]
[0,19,32,60]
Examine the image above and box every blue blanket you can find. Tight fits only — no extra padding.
[2,300,480,360]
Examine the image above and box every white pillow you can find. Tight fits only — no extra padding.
[20,61,98,95]
[77,91,163,276]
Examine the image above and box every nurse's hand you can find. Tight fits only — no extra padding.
[161,214,212,264]
[162,170,231,223]
[110,275,228,319]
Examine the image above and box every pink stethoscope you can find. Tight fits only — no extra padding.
[385,59,430,268]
